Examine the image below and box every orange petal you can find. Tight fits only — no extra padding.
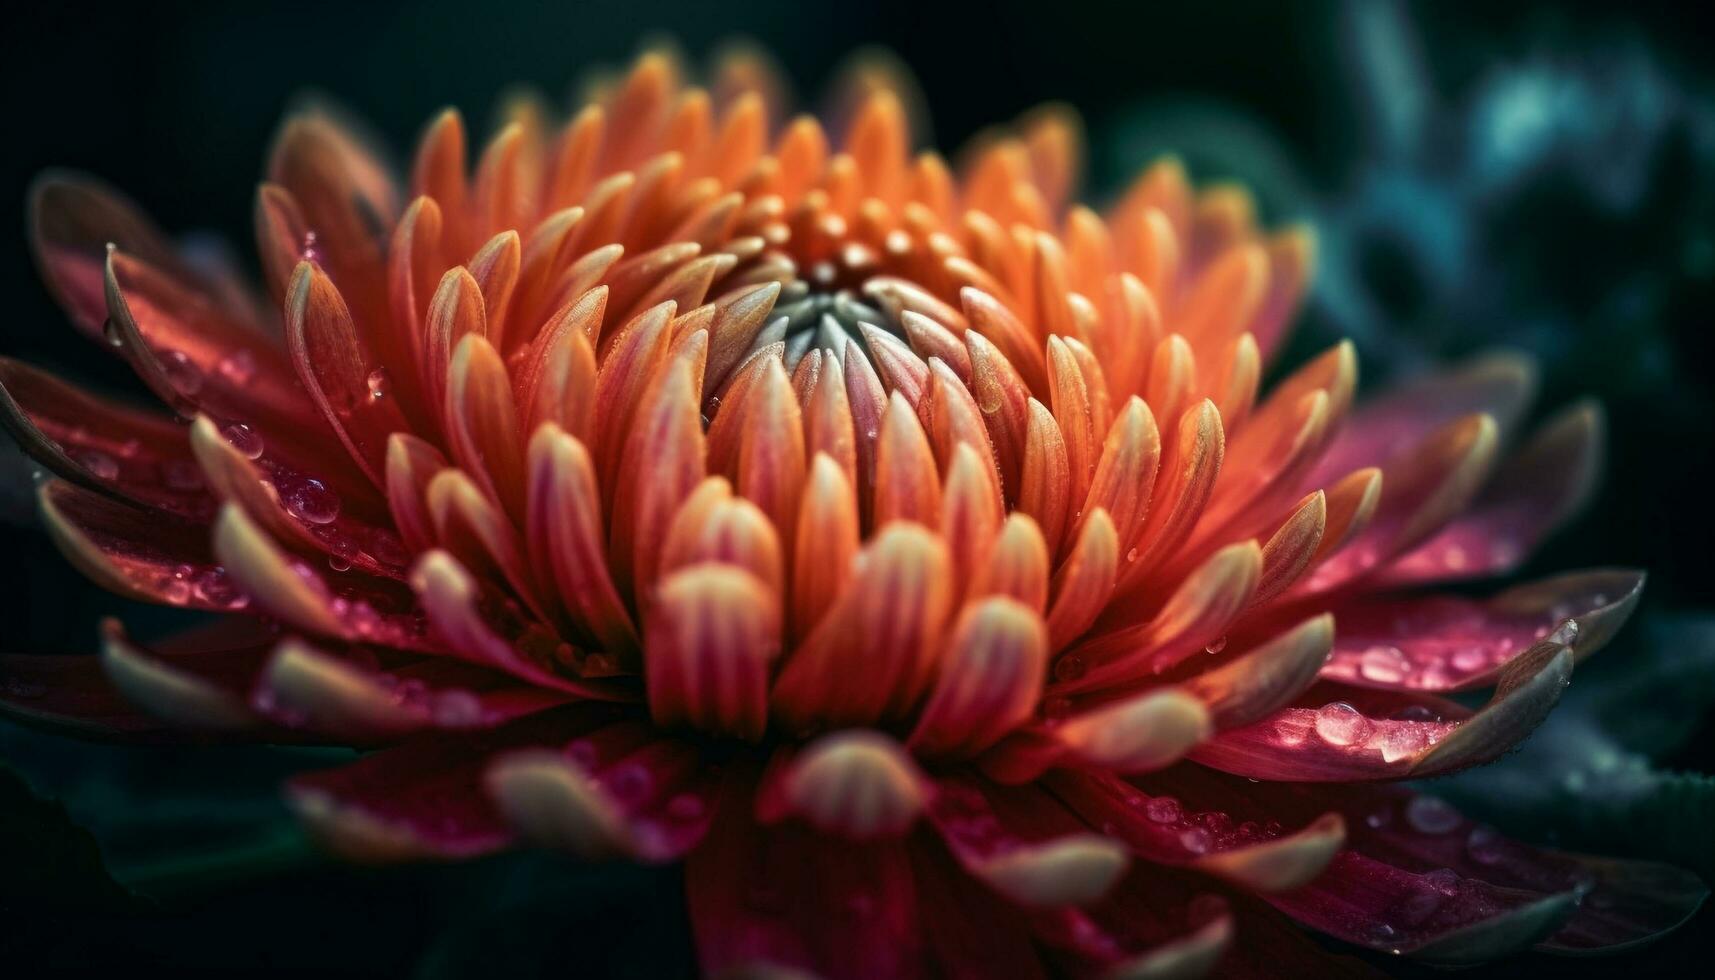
[646,563,780,741]
[523,425,637,657]
[909,597,1048,757]
[772,523,952,729]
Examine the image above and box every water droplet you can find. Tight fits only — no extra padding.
[1052,654,1086,682]
[1125,547,1140,563]
[159,576,192,604]
[103,318,125,348]
[1359,644,1410,684]
[566,739,598,768]
[285,478,340,524]
[1377,725,1428,763]
[1546,619,1580,646]
[222,423,264,459]
[1465,825,1506,865]
[607,762,651,803]
[77,450,119,480]
[217,349,257,385]
[1314,701,1374,746]
[1204,635,1227,655]
[1451,646,1489,672]
[328,555,351,572]
[161,459,205,490]
[667,793,706,822]
[366,367,391,400]
[1144,797,1182,824]
[161,350,203,397]
[1422,868,1459,896]
[300,230,320,263]
[1177,827,1211,854]
[431,690,484,726]
[1404,796,1461,835]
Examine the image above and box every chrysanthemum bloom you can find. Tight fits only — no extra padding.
[2,47,1705,977]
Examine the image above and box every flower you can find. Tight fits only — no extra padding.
[1,45,1704,976]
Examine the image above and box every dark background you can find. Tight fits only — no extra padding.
[2,0,1712,975]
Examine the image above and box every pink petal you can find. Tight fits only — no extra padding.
[1322,569,1643,692]
[1156,768,1707,958]
[1026,864,1236,978]
[1378,402,1604,587]
[1046,768,1344,892]
[1308,351,1537,489]
[1191,640,1573,781]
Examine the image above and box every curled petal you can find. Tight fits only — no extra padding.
[1055,688,1211,773]
[487,724,718,862]
[1192,640,1575,781]
[909,597,1048,758]
[765,730,930,839]
[1183,615,1335,729]
[772,523,952,729]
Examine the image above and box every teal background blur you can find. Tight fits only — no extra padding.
[2,1,1712,975]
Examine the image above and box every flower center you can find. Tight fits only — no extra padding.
[772,280,898,366]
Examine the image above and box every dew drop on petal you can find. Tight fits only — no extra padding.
[666,793,706,822]
[1177,827,1211,854]
[366,367,391,400]
[1422,868,1460,896]
[1404,795,1462,835]
[606,762,651,804]
[1052,654,1086,682]
[1451,646,1489,672]
[161,350,203,397]
[1465,824,1506,865]
[285,478,340,524]
[1377,725,1428,763]
[431,690,484,726]
[77,450,119,480]
[1313,701,1373,746]
[1144,797,1182,824]
[1547,619,1580,646]
[222,423,264,460]
[1359,644,1410,684]
[217,349,257,385]
[1204,635,1227,655]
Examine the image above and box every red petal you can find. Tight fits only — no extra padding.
[486,716,720,861]
[926,775,1130,908]
[37,481,243,611]
[687,765,926,980]
[0,358,212,517]
[286,708,625,862]
[29,173,188,339]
